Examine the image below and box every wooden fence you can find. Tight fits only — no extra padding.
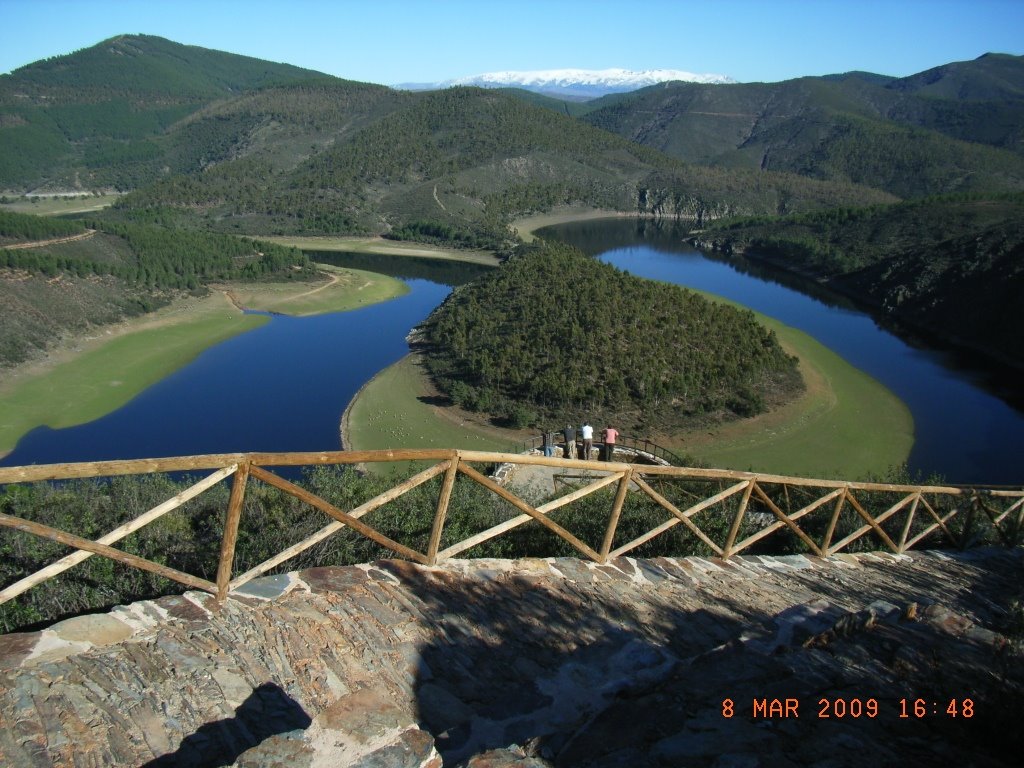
[1,450,1022,608]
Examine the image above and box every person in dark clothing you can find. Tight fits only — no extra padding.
[563,424,577,460]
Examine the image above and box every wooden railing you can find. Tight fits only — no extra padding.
[1,449,1022,608]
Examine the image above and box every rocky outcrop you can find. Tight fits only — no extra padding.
[0,549,1021,766]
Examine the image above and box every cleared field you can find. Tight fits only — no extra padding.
[262,235,501,265]
[343,355,520,475]
[0,194,121,216]
[223,265,408,316]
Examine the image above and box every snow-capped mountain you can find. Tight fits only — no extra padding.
[395,68,734,99]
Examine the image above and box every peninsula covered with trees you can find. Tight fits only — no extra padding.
[416,241,803,431]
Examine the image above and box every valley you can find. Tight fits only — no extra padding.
[0,35,1021,484]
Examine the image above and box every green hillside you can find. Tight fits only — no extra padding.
[112,86,894,241]
[583,54,1024,198]
[695,193,1024,366]
[0,34,341,190]
[2,36,1022,375]
[0,209,313,367]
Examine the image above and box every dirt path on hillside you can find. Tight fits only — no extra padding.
[219,270,346,313]
[4,229,97,249]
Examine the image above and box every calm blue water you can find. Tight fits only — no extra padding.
[542,219,1024,485]
[1,279,449,466]
[3,222,1022,485]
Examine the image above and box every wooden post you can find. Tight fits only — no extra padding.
[631,476,743,557]
[1015,497,1024,545]
[820,489,847,556]
[0,465,236,605]
[729,488,843,557]
[722,480,756,559]
[249,466,431,564]
[914,495,959,546]
[845,492,899,553]
[436,473,619,561]
[456,461,602,562]
[976,496,1016,546]
[600,468,632,562]
[896,493,921,553]
[216,462,250,601]
[428,458,459,565]
[960,492,980,549]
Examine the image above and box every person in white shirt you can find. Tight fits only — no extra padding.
[581,422,594,460]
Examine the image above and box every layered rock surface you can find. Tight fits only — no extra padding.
[0,548,1021,767]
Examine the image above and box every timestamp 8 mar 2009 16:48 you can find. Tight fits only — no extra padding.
[721,697,975,719]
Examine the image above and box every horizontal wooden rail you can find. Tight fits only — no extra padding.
[1,449,1021,617]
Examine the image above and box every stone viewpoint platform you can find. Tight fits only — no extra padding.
[1,548,1021,767]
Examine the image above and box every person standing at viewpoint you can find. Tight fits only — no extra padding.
[581,422,594,460]
[602,425,618,461]
[563,424,577,460]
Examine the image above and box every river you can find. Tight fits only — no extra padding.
[1,223,1021,484]
[541,218,1024,485]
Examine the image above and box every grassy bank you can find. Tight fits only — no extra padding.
[0,267,410,456]
[512,207,627,243]
[0,294,265,453]
[676,317,912,478]
[343,355,522,475]
[222,265,408,316]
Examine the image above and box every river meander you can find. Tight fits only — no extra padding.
[1,222,1021,485]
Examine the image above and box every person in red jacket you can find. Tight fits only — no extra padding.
[602,426,618,461]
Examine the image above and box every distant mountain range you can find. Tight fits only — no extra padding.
[395,68,735,99]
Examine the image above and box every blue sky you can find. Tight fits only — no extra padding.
[2,0,1022,84]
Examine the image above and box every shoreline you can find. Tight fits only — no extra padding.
[0,266,409,458]
[340,209,913,478]
[342,321,912,480]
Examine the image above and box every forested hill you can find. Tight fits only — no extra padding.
[112,85,895,242]
[1,34,325,100]
[582,53,1024,199]
[694,193,1024,368]
[416,241,803,431]
[0,35,347,190]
